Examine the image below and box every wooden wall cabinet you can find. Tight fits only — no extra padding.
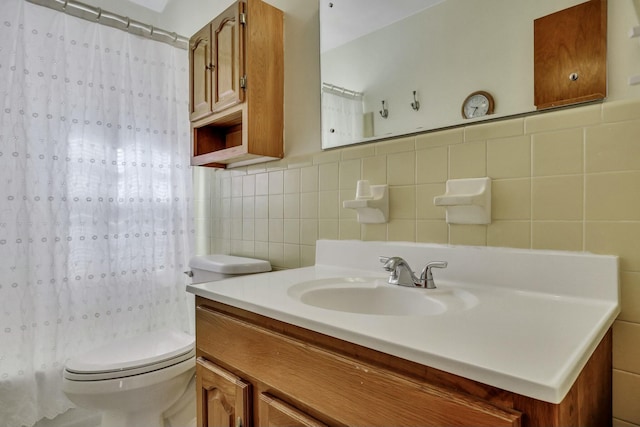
[195,298,613,427]
[534,0,607,110]
[189,0,283,168]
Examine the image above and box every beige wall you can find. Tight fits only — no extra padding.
[194,98,640,425]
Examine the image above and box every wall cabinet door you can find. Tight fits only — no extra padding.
[189,24,213,121]
[534,0,607,109]
[196,357,250,427]
[189,1,245,122]
[212,2,245,113]
[259,393,327,427]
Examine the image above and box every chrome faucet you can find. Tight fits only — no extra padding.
[379,256,448,289]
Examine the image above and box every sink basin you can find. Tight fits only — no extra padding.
[287,277,477,316]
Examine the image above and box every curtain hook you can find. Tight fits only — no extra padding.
[379,100,388,119]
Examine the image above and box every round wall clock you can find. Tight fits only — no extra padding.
[461,91,495,119]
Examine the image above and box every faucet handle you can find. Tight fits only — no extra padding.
[425,261,448,270]
[420,261,448,289]
[379,256,398,271]
[378,256,391,265]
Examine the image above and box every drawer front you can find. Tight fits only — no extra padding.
[259,393,327,427]
[196,306,521,427]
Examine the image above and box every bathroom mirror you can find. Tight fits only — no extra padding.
[319,0,588,149]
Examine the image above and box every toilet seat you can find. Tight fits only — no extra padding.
[64,328,195,381]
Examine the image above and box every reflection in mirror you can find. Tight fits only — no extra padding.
[321,83,371,148]
[320,0,589,149]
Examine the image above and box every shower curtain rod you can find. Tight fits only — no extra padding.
[25,0,189,49]
[322,82,363,98]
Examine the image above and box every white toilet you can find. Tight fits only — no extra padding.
[62,255,271,427]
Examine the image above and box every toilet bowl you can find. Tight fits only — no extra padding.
[62,255,271,427]
[62,329,195,427]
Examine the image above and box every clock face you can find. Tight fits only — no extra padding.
[462,91,494,119]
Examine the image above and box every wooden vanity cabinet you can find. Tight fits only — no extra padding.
[195,297,612,427]
[259,394,327,427]
[189,0,283,168]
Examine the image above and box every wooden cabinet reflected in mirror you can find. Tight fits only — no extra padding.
[534,0,607,110]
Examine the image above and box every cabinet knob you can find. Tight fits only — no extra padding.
[235,417,243,427]
[206,63,215,71]
[569,72,579,81]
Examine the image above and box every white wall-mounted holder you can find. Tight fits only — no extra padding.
[433,177,492,224]
[343,180,389,224]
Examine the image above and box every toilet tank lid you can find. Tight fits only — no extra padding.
[189,254,271,274]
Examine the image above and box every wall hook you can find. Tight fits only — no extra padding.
[411,90,420,111]
[379,100,389,119]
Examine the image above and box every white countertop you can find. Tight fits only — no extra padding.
[187,240,619,404]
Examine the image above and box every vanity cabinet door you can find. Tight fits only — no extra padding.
[189,24,213,121]
[259,393,327,427]
[211,1,245,114]
[196,357,250,427]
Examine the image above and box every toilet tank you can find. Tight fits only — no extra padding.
[188,255,271,284]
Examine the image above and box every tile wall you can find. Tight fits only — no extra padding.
[193,98,640,426]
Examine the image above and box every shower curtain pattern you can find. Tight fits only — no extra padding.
[0,1,193,426]
[321,88,364,149]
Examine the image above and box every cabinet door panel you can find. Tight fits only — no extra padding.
[207,388,234,427]
[259,393,327,427]
[189,25,213,121]
[212,2,245,113]
[196,357,250,427]
[534,0,607,109]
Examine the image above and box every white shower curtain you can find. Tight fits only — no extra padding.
[0,1,193,426]
[321,87,364,148]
